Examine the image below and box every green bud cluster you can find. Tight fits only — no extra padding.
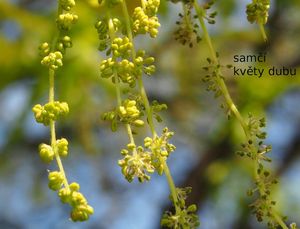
[134,50,156,76]
[95,18,122,52]
[246,0,270,25]
[144,0,160,17]
[95,19,110,51]
[102,99,144,131]
[57,13,78,30]
[39,0,77,59]
[111,37,132,58]
[48,171,64,191]
[38,138,69,163]
[56,36,73,54]
[117,99,142,122]
[58,183,94,222]
[39,143,54,163]
[39,42,51,57]
[39,140,93,221]
[161,187,200,228]
[56,138,69,157]
[100,58,136,87]
[32,101,69,126]
[132,5,160,38]
[41,51,63,70]
[151,100,167,122]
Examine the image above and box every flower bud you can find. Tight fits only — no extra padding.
[48,171,64,191]
[39,143,54,163]
[56,138,68,157]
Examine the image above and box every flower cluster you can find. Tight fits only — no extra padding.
[118,144,155,182]
[57,13,78,30]
[41,51,63,70]
[144,127,176,175]
[161,187,200,229]
[38,138,93,221]
[56,36,73,54]
[118,128,175,182]
[32,102,69,126]
[132,1,160,38]
[134,50,156,76]
[39,138,68,163]
[102,99,144,131]
[58,182,94,221]
[111,37,132,58]
[246,0,270,25]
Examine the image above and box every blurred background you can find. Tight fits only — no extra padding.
[0,0,300,228]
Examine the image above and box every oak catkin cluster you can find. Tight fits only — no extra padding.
[33,0,93,222]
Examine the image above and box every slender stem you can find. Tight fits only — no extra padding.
[259,23,267,42]
[163,160,180,213]
[273,212,289,229]
[194,2,287,228]
[138,79,157,137]
[182,3,194,36]
[121,1,134,57]
[107,17,122,107]
[49,68,69,190]
[49,69,55,103]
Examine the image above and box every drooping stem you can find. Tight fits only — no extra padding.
[273,212,289,229]
[259,22,267,42]
[49,69,69,190]
[163,160,180,213]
